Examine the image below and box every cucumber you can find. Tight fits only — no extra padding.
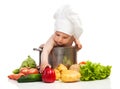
[17,74,42,83]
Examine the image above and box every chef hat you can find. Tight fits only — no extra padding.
[54,5,83,39]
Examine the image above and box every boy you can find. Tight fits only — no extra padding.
[40,5,83,73]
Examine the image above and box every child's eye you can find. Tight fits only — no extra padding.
[63,37,68,39]
[56,34,60,36]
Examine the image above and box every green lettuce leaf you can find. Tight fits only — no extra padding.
[80,61,112,81]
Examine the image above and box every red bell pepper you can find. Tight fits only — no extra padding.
[42,66,56,83]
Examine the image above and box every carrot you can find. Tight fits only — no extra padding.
[8,73,25,80]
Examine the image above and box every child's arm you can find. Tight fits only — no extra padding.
[74,37,82,51]
[40,35,55,73]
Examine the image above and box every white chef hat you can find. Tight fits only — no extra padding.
[54,5,83,39]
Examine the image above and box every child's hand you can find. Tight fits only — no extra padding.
[74,37,82,51]
[39,44,45,49]
[40,64,51,73]
[75,43,82,51]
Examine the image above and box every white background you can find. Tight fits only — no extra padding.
[0,0,120,89]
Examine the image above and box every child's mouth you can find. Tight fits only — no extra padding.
[57,43,64,47]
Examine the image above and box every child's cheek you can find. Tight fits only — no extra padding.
[54,36,58,42]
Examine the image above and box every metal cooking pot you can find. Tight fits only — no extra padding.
[33,46,77,68]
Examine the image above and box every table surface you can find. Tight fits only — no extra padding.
[1,69,119,89]
[1,57,119,89]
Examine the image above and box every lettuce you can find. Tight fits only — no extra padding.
[80,61,112,81]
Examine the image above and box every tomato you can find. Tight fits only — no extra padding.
[42,66,56,83]
[20,67,29,75]
[20,67,39,75]
[79,61,86,65]
[28,68,39,74]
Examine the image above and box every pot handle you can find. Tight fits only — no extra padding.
[33,48,43,66]
[33,48,42,52]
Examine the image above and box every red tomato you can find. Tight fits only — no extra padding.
[42,66,56,83]
[20,67,39,75]
[79,61,86,65]
[20,67,29,75]
[28,68,39,74]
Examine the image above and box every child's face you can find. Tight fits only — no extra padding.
[54,31,72,46]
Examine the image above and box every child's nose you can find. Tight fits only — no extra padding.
[58,37,63,42]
